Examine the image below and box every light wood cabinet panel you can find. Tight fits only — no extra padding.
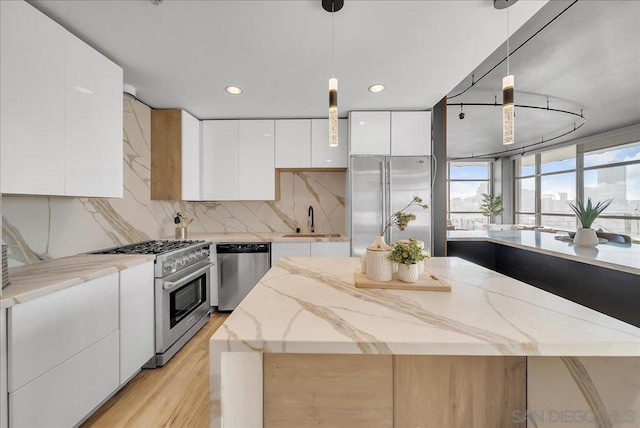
[239,120,275,200]
[275,120,311,168]
[201,120,239,200]
[311,119,348,168]
[9,331,119,428]
[64,32,123,198]
[119,262,155,384]
[264,353,393,428]
[151,109,202,200]
[8,273,119,392]
[0,0,66,195]
[394,355,526,428]
[271,242,311,266]
[391,111,432,156]
[349,112,391,155]
[310,242,350,257]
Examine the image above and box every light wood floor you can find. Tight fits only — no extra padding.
[82,313,228,428]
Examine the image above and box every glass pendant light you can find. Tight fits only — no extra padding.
[323,0,343,147]
[503,2,514,145]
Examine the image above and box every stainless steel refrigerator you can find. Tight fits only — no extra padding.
[350,156,432,257]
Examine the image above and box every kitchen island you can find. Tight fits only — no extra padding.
[210,257,639,427]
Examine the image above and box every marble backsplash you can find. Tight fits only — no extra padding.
[2,99,346,266]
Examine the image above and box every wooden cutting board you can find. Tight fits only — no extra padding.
[354,270,451,292]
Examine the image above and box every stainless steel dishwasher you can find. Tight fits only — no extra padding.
[216,243,271,311]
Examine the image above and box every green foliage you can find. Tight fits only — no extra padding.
[479,193,504,221]
[387,239,427,266]
[382,196,429,235]
[567,198,613,229]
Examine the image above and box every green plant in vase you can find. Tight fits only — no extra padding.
[387,239,427,283]
[567,198,613,247]
[381,196,429,236]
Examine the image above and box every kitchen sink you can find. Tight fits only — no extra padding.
[282,233,342,238]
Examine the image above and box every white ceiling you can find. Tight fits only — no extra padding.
[447,0,640,159]
[29,0,547,121]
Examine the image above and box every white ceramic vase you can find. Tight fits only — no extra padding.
[365,236,393,282]
[397,263,420,283]
[573,228,599,247]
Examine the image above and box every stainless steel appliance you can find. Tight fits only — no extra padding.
[350,156,432,257]
[91,240,213,367]
[217,243,271,311]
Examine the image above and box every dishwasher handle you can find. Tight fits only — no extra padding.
[216,243,270,254]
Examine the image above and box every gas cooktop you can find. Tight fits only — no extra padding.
[91,240,207,255]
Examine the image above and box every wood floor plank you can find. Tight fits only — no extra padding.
[82,313,227,428]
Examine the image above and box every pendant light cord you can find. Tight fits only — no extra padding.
[506,4,510,75]
[331,1,335,78]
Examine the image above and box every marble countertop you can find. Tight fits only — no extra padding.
[1,254,155,309]
[447,230,639,275]
[210,257,640,357]
[184,232,350,243]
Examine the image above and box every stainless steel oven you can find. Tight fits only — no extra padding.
[156,260,213,363]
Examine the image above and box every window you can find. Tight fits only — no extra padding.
[447,161,491,231]
[514,139,640,240]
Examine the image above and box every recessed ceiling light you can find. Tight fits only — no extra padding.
[225,86,243,95]
[368,84,385,93]
[358,121,367,126]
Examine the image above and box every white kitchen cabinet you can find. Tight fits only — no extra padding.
[275,120,311,168]
[311,119,348,168]
[391,112,432,156]
[0,0,66,195]
[202,120,239,200]
[349,112,391,155]
[64,32,123,197]
[119,262,154,384]
[181,111,202,201]
[239,120,275,200]
[271,242,311,266]
[1,309,7,428]
[151,109,202,200]
[9,331,119,428]
[8,272,119,393]
[310,242,351,257]
[0,0,123,197]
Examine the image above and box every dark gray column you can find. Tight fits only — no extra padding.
[432,97,447,256]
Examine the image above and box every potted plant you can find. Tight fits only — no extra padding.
[567,198,613,247]
[479,193,504,225]
[365,196,428,282]
[387,239,427,283]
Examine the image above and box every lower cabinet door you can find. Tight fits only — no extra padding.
[310,242,351,257]
[9,330,119,428]
[119,261,155,384]
[271,242,311,267]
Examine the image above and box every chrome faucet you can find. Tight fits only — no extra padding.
[308,206,315,233]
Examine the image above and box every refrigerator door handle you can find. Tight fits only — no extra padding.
[386,159,392,243]
[380,160,386,236]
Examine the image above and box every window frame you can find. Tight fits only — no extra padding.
[447,161,493,230]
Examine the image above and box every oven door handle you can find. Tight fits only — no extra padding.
[162,262,215,291]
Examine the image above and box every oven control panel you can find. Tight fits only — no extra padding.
[161,247,210,276]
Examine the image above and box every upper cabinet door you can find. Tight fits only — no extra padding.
[311,119,348,168]
[64,33,123,197]
[239,120,275,200]
[0,0,66,195]
[349,112,391,155]
[202,121,239,200]
[181,111,201,201]
[391,112,432,156]
[275,120,311,168]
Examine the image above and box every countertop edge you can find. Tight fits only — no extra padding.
[1,254,156,310]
